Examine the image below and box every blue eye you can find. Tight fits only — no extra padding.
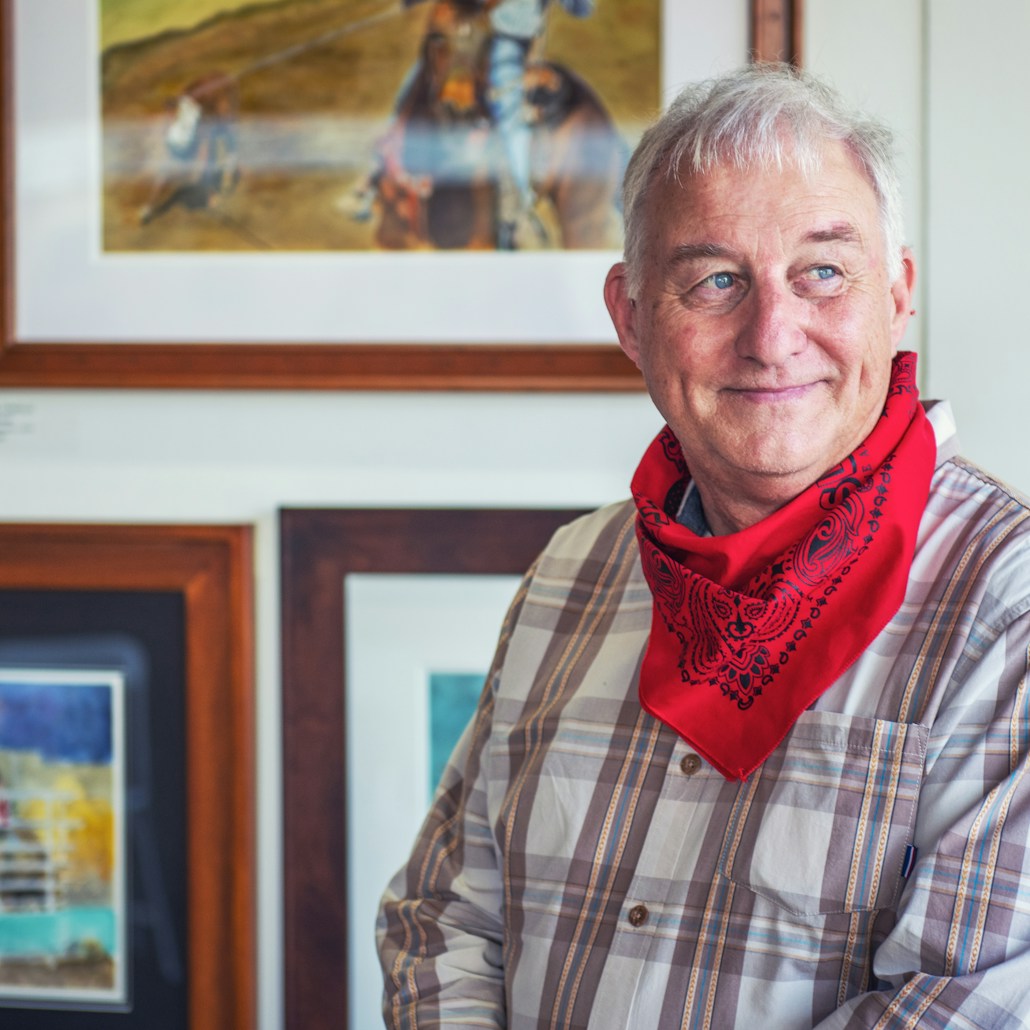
[712,272,734,289]
[814,266,837,280]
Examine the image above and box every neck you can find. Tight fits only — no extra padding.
[692,472,812,536]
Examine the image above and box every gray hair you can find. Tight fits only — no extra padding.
[621,63,906,294]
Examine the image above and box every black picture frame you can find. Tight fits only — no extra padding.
[0,596,187,1025]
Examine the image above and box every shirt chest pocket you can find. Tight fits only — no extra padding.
[720,711,928,917]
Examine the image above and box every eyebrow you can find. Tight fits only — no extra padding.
[803,223,864,246]
[669,223,865,266]
[668,242,735,265]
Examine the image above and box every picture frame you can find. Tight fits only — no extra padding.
[0,0,798,391]
[0,524,255,1029]
[280,506,589,1030]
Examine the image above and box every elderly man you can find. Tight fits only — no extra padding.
[377,64,1030,1027]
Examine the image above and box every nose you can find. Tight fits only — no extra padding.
[734,281,808,365]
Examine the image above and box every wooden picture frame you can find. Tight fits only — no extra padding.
[0,1,797,390]
[280,507,588,1029]
[753,0,804,67]
[0,524,255,1029]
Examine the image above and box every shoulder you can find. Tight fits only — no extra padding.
[494,500,649,705]
[522,499,646,614]
[921,455,1030,621]
[925,399,1030,532]
[928,455,1030,535]
[533,499,639,579]
[543,499,636,552]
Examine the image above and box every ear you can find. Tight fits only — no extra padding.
[604,262,642,367]
[888,247,917,350]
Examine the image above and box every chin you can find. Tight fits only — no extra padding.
[734,447,827,483]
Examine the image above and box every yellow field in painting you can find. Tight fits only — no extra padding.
[100,0,292,48]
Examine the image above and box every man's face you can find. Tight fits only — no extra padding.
[605,140,915,532]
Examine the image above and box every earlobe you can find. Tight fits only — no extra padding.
[604,263,642,366]
[889,248,917,349]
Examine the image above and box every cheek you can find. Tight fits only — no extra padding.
[817,297,895,371]
[859,352,893,404]
[640,306,718,366]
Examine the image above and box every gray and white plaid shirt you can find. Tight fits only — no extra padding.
[379,401,1030,1028]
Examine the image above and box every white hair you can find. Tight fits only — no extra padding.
[621,63,906,294]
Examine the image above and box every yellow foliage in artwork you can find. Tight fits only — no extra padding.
[18,772,115,884]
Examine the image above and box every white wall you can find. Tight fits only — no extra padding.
[922,0,1030,491]
[806,0,1030,493]
[803,0,926,359]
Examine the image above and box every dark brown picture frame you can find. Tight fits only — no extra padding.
[280,507,589,1029]
[0,1,798,391]
[0,523,255,1030]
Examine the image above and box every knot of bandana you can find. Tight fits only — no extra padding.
[632,351,936,780]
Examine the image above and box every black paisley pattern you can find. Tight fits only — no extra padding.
[634,458,884,713]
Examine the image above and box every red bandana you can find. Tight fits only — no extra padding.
[632,352,936,780]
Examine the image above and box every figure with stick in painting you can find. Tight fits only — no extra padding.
[350,0,621,250]
[138,71,241,226]
[476,0,597,247]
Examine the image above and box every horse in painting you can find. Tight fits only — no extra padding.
[373,0,626,250]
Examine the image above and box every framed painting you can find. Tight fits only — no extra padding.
[0,664,128,1011]
[0,0,798,390]
[0,524,254,1030]
[280,506,589,1030]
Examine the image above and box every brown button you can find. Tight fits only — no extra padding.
[628,904,649,927]
[680,753,702,776]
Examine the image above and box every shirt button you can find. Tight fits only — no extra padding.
[680,753,702,776]
[628,904,649,927]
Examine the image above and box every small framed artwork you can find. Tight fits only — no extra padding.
[0,0,798,389]
[345,571,523,1030]
[280,506,588,1030]
[0,524,255,1030]
[0,665,127,1009]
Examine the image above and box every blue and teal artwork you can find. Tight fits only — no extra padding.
[0,669,125,1006]
[427,672,484,801]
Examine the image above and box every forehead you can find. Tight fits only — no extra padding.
[648,139,883,251]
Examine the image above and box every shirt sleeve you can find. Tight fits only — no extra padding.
[376,569,536,1027]
[814,609,1030,1028]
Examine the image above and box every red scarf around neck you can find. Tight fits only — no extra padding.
[632,352,936,780]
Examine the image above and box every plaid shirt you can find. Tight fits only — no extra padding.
[378,402,1030,1028]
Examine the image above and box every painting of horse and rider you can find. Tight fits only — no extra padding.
[100,0,660,253]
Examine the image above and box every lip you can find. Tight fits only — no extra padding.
[725,382,821,402]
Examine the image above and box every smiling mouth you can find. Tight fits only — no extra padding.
[727,382,821,401]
